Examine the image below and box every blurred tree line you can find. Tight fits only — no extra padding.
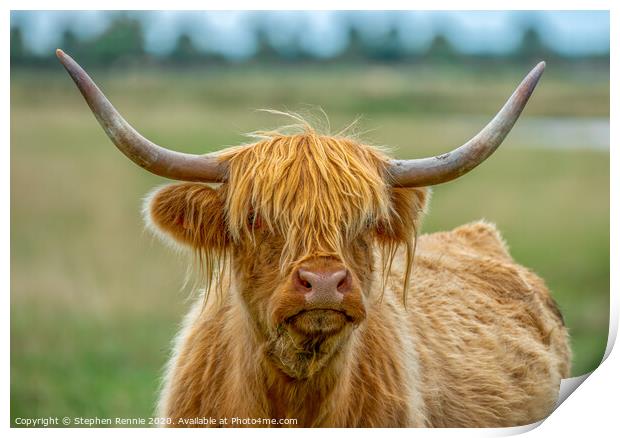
[10,15,609,69]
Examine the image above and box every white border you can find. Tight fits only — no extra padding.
[4,1,616,436]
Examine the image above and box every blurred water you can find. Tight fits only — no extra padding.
[454,117,609,151]
[514,117,609,150]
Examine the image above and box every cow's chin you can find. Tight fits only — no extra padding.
[288,309,350,335]
[266,310,358,380]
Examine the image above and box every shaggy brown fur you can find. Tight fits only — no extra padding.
[145,126,570,427]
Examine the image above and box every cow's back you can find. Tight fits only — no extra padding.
[407,221,570,427]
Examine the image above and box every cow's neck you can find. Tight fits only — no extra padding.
[224,303,359,426]
[261,332,358,425]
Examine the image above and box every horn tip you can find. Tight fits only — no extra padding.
[56,48,65,58]
[526,61,546,85]
[532,61,546,78]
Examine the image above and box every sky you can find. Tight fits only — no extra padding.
[10,10,610,60]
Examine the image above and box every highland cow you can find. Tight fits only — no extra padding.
[57,49,571,427]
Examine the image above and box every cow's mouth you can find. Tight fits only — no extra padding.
[286,309,352,335]
[269,309,354,379]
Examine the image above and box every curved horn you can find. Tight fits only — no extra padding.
[388,62,545,187]
[56,49,227,182]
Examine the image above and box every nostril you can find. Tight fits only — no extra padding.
[296,269,313,291]
[337,271,352,293]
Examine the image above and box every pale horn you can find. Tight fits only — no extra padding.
[56,49,227,182]
[388,62,545,187]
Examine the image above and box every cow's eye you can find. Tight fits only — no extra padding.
[376,223,385,236]
[248,211,262,229]
[367,219,385,235]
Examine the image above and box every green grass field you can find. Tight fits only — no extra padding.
[11,63,609,424]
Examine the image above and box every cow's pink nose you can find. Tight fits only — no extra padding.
[294,267,351,304]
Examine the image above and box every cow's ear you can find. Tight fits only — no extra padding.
[144,183,229,251]
[379,187,430,242]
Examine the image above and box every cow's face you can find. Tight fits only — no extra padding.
[146,132,427,378]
